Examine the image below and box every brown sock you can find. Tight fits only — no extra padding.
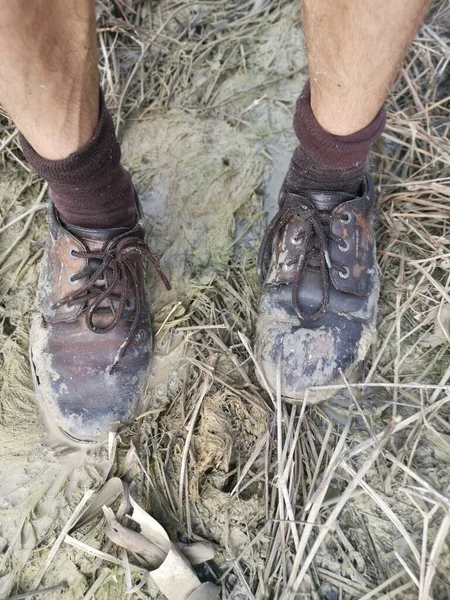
[19,91,137,230]
[284,81,386,198]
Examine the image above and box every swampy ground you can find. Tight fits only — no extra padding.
[1,1,450,599]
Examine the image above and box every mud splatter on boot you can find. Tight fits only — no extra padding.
[255,175,379,403]
[29,200,170,444]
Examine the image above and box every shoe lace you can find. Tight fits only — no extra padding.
[52,236,171,366]
[257,195,348,321]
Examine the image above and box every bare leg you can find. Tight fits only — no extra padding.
[302,0,432,135]
[0,0,136,229]
[0,0,98,160]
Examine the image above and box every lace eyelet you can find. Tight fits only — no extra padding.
[291,232,303,245]
[69,248,78,258]
[339,239,350,252]
[68,275,78,286]
[340,211,352,224]
[338,266,350,279]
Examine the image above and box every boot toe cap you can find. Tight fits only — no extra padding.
[30,317,151,444]
[32,357,149,444]
[255,313,374,403]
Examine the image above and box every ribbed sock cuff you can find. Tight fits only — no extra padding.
[293,81,386,170]
[19,89,120,184]
[19,90,137,229]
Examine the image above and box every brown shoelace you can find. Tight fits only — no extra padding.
[52,236,171,366]
[257,195,348,321]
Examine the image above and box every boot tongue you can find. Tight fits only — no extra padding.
[305,189,354,211]
[300,190,354,270]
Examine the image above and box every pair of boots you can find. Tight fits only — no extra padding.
[28,88,383,443]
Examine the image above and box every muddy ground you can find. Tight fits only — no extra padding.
[1,1,450,599]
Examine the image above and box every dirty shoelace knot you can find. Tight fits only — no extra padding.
[257,195,349,321]
[52,235,171,366]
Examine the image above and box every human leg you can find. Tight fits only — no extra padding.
[0,0,169,441]
[0,0,98,159]
[0,0,136,228]
[303,0,432,136]
[255,0,431,401]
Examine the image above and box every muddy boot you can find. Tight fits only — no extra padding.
[30,201,170,444]
[255,175,379,403]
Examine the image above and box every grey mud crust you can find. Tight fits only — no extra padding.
[255,177,380,403]
[29,337,108,449]
[255,348,366,407]
[28,311,146,448]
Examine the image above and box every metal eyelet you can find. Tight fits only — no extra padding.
[338,266,350,279]
[291,232,303,245]
[68,275,78,286]
[339,239,350,252]
[69,248,78,258]
[340,211,351,224]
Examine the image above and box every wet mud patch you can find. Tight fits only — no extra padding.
[122,110,266,310]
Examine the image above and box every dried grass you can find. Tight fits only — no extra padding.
[0,0,450,599]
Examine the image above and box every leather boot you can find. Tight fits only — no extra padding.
[255,176,379,403]
[30,200,170,443]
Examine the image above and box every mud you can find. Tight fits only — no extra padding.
[1,2,449,599]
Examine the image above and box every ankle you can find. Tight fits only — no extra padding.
[287,81,386,196]
[19,91,99,161]
[20,90,137,230]
[285,144,366,197]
